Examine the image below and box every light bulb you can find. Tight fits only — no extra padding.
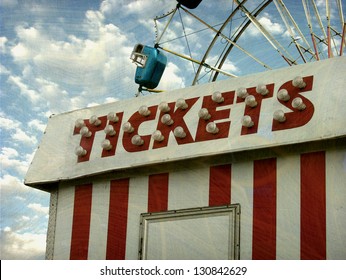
[198,108,211,120]
[138,105,151,116]
[245,95,257,107]
[277,89,290,101]
[206,122,219,134]
[107,112,119,122]
[236,87,248,99]
[152,130,164,142]
[273,110,286,122]
[104,125,116,136]
[123,122,134,133]
[75,119,85,128]
[131,135,144,146]
[241,115,254,127]
[89,115,101,126]
[256,83,269,95]
[292,76,306,88]
[158,102,170,113]
[176,98,188,109]
[211,91,224,103]
[173,126,186,138]
[80,126,92,137]
[75,146,87,156]
[161,114,174,125]
[292,97,306,110]
[101,139,112,150]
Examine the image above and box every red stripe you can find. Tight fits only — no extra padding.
[300,151,326,260]
[209,164,231,206]
[70,184,92,260]
[106,178,129,260]
[148,173,169,212]
[252,158,277,260]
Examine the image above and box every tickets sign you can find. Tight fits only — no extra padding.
[25,57,346,185]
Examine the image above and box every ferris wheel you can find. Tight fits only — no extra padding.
[131,0,345,92]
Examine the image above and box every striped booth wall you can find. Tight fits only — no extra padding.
[49,149,346,260]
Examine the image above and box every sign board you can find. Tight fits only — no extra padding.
[25,57,346,185]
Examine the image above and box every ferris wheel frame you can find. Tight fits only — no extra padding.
[153,0,345,87]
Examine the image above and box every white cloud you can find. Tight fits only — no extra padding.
[8,14,137,112]
[11,43,32,62]
[315,0,325,8]
[160,62,185,90]
[105,97,119,103]
[0,147,32,177]
[0,146,19,158]
[100,0,173,16]
[0,63,11,75]
[0,174,28,194]
[0,114,38,146]
[7,75,41,103]
[21,216,30,221]
[0,114,19,129]
[0,227,46,260]
[0,37,8,53]
[12,128,38,145]
[220,59,239,74]
[27,203,49,215]
[28,119,46,133]
[259,16,284,34]
[0,0,18,8]
[247,14,284,37]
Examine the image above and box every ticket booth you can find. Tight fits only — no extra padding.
[25,57,346,260]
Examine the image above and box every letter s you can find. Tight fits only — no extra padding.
[272,75,314,131]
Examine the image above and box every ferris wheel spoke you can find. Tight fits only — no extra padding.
[180,5,271,81]
[340,23,346,56]
[155,7,178,45]
[212,0,273,82]
[192,1,248,84]
[326,0,333,58]
[274,0,316,62]
[234,0,297,65]
[302,0,321,60]
[156,45,238,78]
[337,0,345,30]
[310,0,328,43]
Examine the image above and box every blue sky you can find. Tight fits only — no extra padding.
[0,0,344,259]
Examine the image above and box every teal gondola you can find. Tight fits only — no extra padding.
[130,44,167,89]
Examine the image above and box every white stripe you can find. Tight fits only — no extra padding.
[231,161,254,260]
[88,180,110,260]
[326,148,346,259]
[125,176,149,260]
[168,167,209,210]
[276,155,300,259]
[53,184,75,259]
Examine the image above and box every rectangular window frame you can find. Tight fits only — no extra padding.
[138,204,240,260]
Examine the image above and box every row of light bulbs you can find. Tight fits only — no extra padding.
[75,77,307,156]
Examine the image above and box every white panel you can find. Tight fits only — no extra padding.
[276,155,300,259]
[168,167,209,210]
[326,149,346,259]
[125,176,149,259]
[25,57,346,185]
[146,215,230,260]
[87,180,110,260]
[231,161,253,260]
[53,184,74,259]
